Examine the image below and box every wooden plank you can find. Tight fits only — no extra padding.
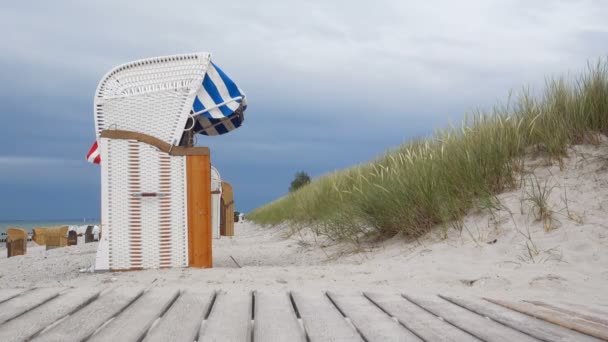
[327,292,422,342]
[89,288,179,342]
[365,293,479,342]
[403,294,539,342]
[0,288,29,304]
[291,292,363,342]
[253,291,306,342]
[524,300,608,327]
[0,288,100,342]
[144,290,214,342]
[0,287,65,324]
[441,295,601,342]
[200,291,251,342]
[32,287,144,342]
[486,298,608,341]
[556,302,608,322]
[187,154,212,268]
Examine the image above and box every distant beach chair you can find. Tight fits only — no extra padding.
[6,228,27,257]
[68,230,78,246]
[44,226,68,250]
[220,181,234,236]
[85,225,95,243]
[90,53,247,271]
[211,166,222,239]
[31,227,46,245]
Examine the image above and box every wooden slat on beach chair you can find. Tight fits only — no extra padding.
[0,287,65,325]
[0,288,29,304]
[486,298,608,341]
[403,294,540,342]
[291,292,363,342]
[365,293,479,342]
[441,295,601,342]
[31,287,144,342]
[253,291,306,342]
[89,288,179,342]
[327,292,422,342]
[144,291,214,342]
[0,288,100,342]
[199,291,252,342]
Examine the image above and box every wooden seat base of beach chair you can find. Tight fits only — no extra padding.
[46,236,68,250]
[6,238,26,257]
[97,130,212,271]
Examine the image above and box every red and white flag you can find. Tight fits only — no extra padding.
[86,141,101,164]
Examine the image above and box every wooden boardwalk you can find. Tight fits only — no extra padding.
[0,287,606,341]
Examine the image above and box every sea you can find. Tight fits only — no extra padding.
[0,219,100,235]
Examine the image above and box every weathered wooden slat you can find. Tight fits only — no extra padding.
[403,294,539,342]
[291,292,363,342]
[486,298,608,341]
[89,288,179,342]
[31,287,144,342]
[0,288,100,342]
[199,291,252,342]
[524,300,608,327]
[253,291,306,342]
[0,288,29,304]
[0,287,64,324]
[365,293,479,342]
[441,295,601,342]
[327,292,422,342]
[144,290,214,342]
[556,302,608,322]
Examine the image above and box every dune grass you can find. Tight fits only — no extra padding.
[247,60,608,242]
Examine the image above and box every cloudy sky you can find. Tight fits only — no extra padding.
[1,0,607,220]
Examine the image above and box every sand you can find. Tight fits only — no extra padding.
[0,142,606,311]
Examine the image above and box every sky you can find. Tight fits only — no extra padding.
[1,0,607,220]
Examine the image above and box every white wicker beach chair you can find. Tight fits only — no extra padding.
[94,54,212,271]
[93,52,246,271]
[211,166,222,239]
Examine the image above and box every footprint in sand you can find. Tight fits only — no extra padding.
[460,276,511,289]
[495,261,522,270]
[529,274,568,290]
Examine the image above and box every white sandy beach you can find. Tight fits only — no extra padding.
[0,142,606,310]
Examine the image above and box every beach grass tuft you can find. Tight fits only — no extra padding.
[247,59,608,241]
